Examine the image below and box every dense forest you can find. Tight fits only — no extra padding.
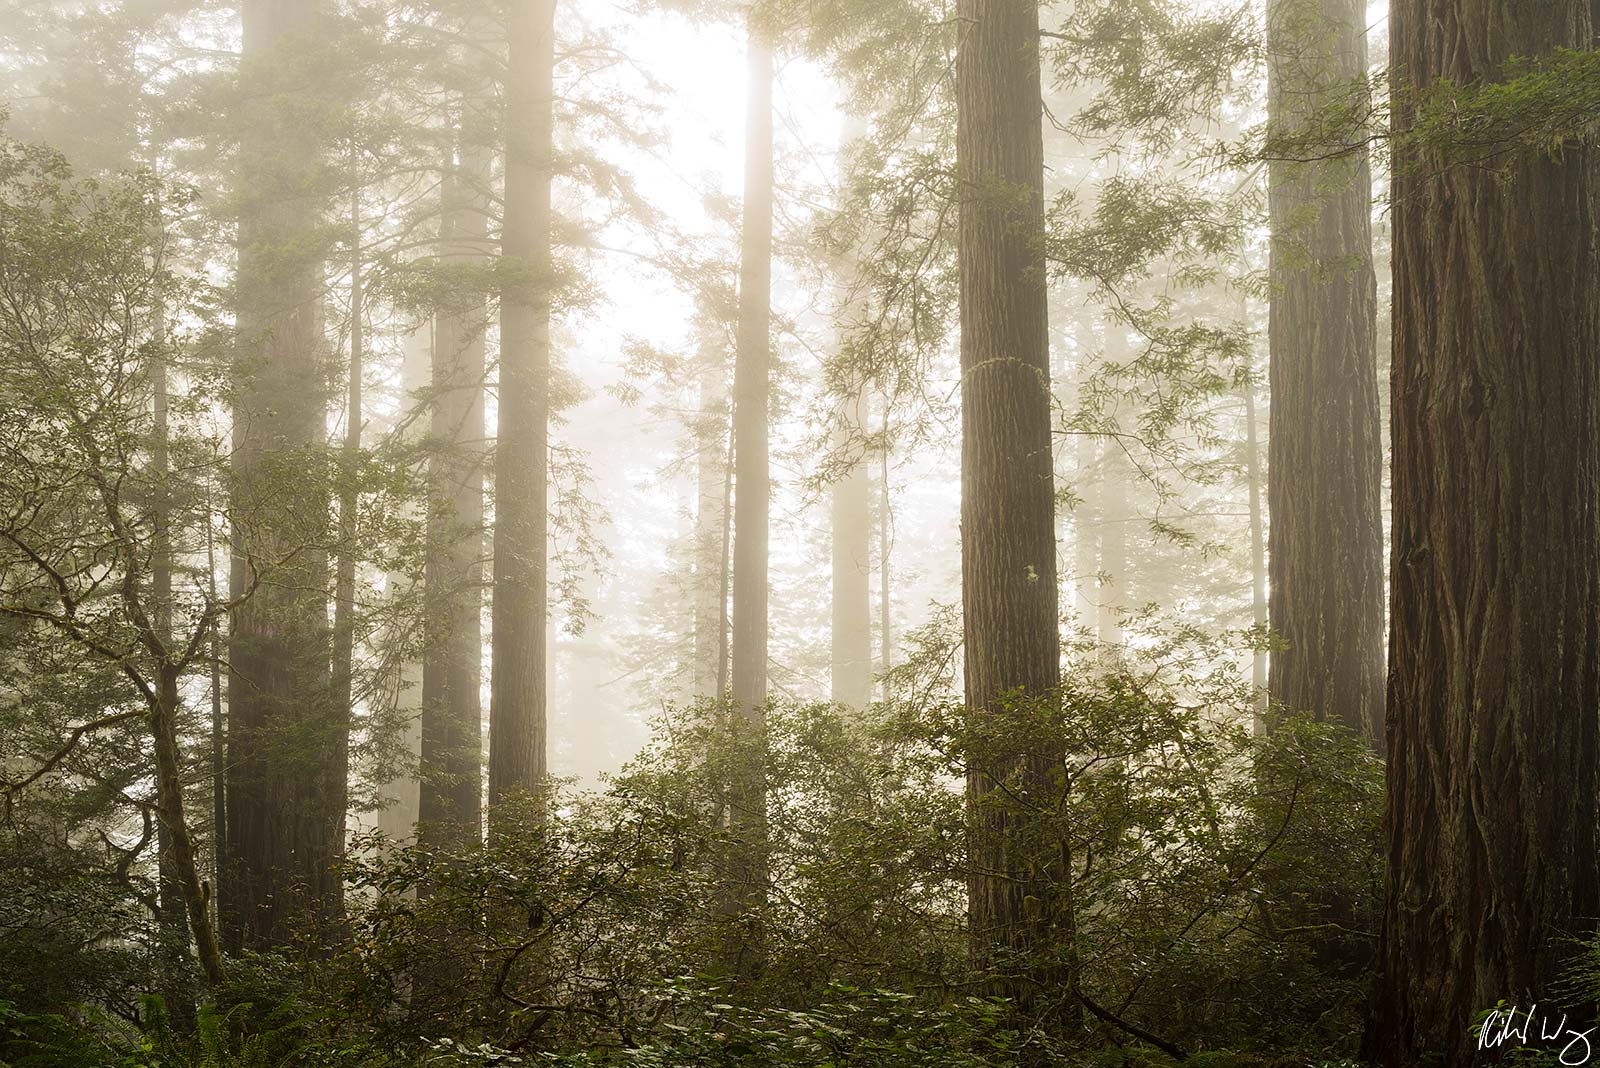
[1,0,1597,1064]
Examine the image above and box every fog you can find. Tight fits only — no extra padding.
[3,0,1588,1063]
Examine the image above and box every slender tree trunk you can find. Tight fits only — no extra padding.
[152,666,227,988]
[422,144,487,846]
[877,404,891,706]
[489,0,556,818]
[1070,326,1099,632]
[150,303,193,1028]
[223,0,338,952]
[206,495,225,908]
[717,425,734,701]
[374,326,430,843]
[830,393,872,709]
[828,117,874,710]
[1097,451,1127,648]
[956,0,1068,1020]
[329,194,361,879]
[1242,373,1268,733]
[1370,1,1600,1063]
[1265,0,1384,748]
[1096,324,1130,651]
[694,346,730,698]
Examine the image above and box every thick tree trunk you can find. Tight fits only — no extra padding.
[830,394,873,709]
[223,0,339,952]
[956,0,1067,1016]
[1370,2,1600,1063]
[421,146,487,846]
[1264,0,1384,747]
[489,0,556,817]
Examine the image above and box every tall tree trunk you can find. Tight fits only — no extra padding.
[151,300,193,1028]
[717,424,735,700]
[729,27,773,724]
[206,491,225,907]
[152,666,227,988]
[489,0,556,818]
[329,193,361,874]
[693,344,730,698]
[830,394,872,709]
[956,0,1068,1018]
[374,326,431,843]
[223,0,338,951]
[1242,372,1268,733]
[877,404,891,706]
[829,117,874,711]
[722,20,774,972]
[1097,449,1127,648]
[1264,0,1384,747]
[1370,1,1600,1063]
[1075,329,1100,629]
[1096,324,1129,651]
[422,144,487,846]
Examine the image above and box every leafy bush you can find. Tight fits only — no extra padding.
[317,651,1379,1063]
[2,644,1380,1065]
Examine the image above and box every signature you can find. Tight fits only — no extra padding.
[1480,1003,1597,1066]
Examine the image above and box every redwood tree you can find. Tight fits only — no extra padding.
[722,17,775,970]
[1371,0,1600,1062]
[1264,0,1384,748]
[222,0,342,951]
[420,143,488,845]
[956,0,1066,1010]
[489,0,556,815]
[728,27,774,726]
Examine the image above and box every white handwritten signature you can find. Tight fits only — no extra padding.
[1480,1003,1596,1066]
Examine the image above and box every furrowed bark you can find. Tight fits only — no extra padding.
[956,0,1070,1021]
[223,0,340,951]
[490,0,557,820]
[1264,0,1384,748]
[722,19,775,973]
[1371,1,1600,1062]
[421,144,487,848]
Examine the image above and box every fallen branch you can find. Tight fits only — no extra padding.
[1076,985,1188,1062]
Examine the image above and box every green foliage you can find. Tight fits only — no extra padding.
[0,663,1379,1067]
[430,984,1038,1068]
[0,0,1440,1059]
[1402,48,1600,166]
[1043,0,1259,150]
[307,664,1377,1063]
[920,665,1380,1056]
[1243,46,1600,179]
[0,830,157,1025]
